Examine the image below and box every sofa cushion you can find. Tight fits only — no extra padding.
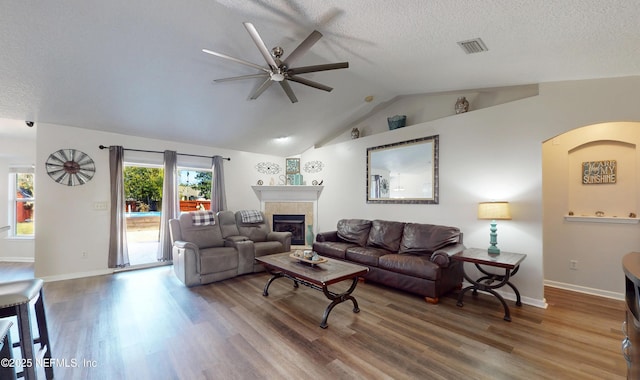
[345,246,389,267]
[178,213,225,248]
[337,219,372,247]
[199,246,238,274]
[235,211,270,242]
[367,220,405,252]
[217,210,241,238]
[399,223,460,254]
[253,241,286,257]
[313,241,356,259]
[378,254,440,281]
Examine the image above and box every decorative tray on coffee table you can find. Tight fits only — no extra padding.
[289,253,328,265]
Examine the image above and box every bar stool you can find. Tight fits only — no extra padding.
[0,279,53,380]
[0,319,16,380]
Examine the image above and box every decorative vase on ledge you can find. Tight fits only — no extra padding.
[387,115,407,130]
[306,224,314,246]
[455,97,469,114]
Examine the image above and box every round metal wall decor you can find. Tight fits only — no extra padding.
[46,149,96,186]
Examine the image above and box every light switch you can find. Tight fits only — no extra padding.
[93,201,108,210]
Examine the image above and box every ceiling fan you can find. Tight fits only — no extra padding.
[202,22,349,103]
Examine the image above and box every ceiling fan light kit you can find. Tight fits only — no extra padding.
[203,22,349,103]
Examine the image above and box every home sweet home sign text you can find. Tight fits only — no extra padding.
[582,160,616,184]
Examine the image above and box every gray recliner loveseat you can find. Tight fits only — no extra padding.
[169,210,291,287]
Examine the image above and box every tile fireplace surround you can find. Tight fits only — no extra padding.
[252,186,324,246]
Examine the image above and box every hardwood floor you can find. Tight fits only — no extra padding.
[0,263,627,379]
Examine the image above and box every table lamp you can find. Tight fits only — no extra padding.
[478,201,511,254]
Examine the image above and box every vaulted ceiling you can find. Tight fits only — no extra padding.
[2,1,639,157]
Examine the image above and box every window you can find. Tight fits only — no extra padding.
[10,172,35,237]
[179,169,212,211]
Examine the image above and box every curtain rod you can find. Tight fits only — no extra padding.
[98,145,230,161]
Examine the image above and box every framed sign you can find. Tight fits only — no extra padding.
[582,160,616,184]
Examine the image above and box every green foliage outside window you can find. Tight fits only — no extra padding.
[124,167,164,206]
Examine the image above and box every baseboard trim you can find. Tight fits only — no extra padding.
[544,280,624,301]
[0,257,35,263]
[40,269,114,282]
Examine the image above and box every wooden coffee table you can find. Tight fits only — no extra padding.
[256,252,368,328]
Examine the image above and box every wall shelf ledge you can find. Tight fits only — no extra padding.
[564,215,640,224]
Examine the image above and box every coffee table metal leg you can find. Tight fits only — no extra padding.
[319,276,361,329]
[262,273,284,296]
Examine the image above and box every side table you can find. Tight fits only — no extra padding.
[453,248,526,321]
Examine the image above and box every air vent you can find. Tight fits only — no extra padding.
[457,38,488,54]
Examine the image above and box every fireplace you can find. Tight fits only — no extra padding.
[273,214,305,245]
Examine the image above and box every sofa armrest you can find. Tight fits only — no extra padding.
[267,231,292,249]
[316,231,338,243]
[224,235,249,245]
[174,240,199,252]
[172,240,201,286]
[234,240,256,275]
[430,243,466,267]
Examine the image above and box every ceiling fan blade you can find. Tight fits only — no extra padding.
[288,62,349,75]
[249,78,274,100]
[283,30,322,66]
[288,76,333,92]
[202,49,270,72]
[214,73,269,83]
[280,81,298,103]
[243,22,279,69]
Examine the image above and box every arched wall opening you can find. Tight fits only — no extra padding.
[543,121,640,298]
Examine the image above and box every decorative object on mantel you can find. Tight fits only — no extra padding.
[595,211,605,217]
[631,213,637,218]
[387,115,407,130]
[286,158,301,185]
[257,179,263,185]
[455,97,469,114]
[303,160,324,173]
[568,211,574,215]
[351,128,360,139]
[478,201,512,255]
[312,180,318,185]
[306,224,314,246]
[255,162,281,174]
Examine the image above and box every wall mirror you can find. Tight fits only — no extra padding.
[366,135,439,204]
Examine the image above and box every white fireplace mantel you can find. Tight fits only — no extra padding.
[251,185,323,202]
[252,186,324,245]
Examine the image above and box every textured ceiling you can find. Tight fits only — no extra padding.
[1,0,639,156]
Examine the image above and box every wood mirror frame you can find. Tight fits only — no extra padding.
[366,135,439,204]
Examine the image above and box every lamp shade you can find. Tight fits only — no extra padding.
[478,201,512,220]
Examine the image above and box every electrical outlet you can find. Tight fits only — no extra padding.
[570,260,578,270]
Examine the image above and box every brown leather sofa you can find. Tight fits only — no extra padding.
[312,219,464,303]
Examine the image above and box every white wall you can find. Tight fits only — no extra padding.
[302,75,640,307]
[35,123,281,280]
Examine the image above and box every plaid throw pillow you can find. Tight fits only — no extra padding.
[240,210,263,224]
[192,211,215,226]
